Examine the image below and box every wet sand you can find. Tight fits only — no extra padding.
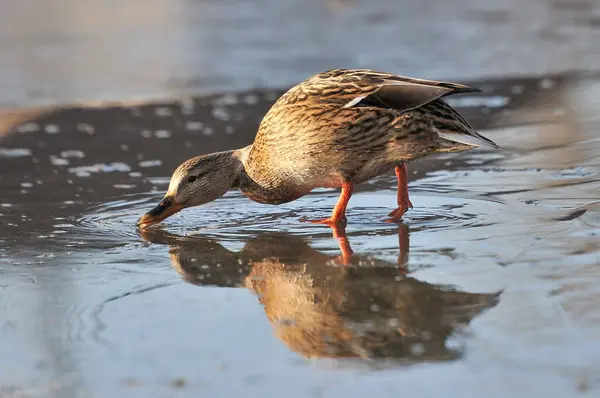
[1,1,600,398]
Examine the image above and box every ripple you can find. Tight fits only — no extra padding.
[74,186,502,248]
[76,194,154,243]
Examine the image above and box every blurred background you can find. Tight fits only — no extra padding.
[1,0,599,107]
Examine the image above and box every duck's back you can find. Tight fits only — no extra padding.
[245,69,496,192]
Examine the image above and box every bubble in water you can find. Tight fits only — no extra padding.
[141,130,153,138]
[113,184,136,189]
[68,162,131,176]
[21,182,33,188]
[16,123,40,133]
[1,203,12,208]
[186,121,204,131]
[155,130,172,139]
[139,160,162,168]
[60,150,85,159]
[50,156,69,166]
[0,148,32,158]
[44,124,60,134]
[225,126,235,134]
[212,107,231,121]
[76,123,95,135]
[120,144,129,151]
[147,177,169,185]
[129,172,142,177]
[203,127,214,136]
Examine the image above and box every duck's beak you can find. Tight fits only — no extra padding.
[137,195,184,229]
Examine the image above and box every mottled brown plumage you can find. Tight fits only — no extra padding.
[138,68,498,229]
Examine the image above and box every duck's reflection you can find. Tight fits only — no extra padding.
[140,225,499,362]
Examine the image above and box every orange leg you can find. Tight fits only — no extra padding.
[386,163,413,222]
[310,181,354,226]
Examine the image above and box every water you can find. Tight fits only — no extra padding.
[1,72,599,397]
[1,1,600,397]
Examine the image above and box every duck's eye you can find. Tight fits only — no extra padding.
[187,175,197,183]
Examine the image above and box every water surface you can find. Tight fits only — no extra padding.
[1,72,599,397]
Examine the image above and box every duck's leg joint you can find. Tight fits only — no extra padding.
[309,181,354,225]
[385,163,412,222]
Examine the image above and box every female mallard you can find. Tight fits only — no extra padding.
[137,69,498,229]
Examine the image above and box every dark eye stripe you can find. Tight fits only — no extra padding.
[187,171,209,183]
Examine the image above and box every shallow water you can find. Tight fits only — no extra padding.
[1,71,599,397]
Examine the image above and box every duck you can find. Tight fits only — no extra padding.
[137,68,498,229]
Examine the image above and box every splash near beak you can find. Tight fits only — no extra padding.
[137,196,184,229]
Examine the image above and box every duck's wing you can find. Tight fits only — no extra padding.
[270,69,498,149]
[290,68,480,113]
[319,69,499,149]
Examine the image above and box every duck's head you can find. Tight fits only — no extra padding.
[137,151,242,229]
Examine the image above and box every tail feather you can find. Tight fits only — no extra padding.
[421,99,499,149]
[437,131,499,149]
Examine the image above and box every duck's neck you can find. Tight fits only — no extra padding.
[230,145,264,200]
[230,145,302,204]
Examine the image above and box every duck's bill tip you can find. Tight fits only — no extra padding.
[136,196,183,230]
